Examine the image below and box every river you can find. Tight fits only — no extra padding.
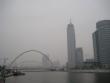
[6,72,110,83]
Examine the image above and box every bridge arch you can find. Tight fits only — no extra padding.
[10,50,52,67]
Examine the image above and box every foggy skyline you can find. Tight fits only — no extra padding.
[0,0,110,65]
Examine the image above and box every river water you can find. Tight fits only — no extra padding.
[6,72,110,83]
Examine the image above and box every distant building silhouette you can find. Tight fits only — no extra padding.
[93,20,110,66]
[76,48,83,67]
[67,20,76,68]
[84,59,96,67]
[42,55,51,68]
[52,60,60,68]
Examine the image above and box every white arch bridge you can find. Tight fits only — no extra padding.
[9,50,53,71]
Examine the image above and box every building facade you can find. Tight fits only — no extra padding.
[93,20,110,65]
[67,21,76,68]
[76,48,83,67]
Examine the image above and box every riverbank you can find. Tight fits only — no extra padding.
[19,69,110,73]
[69,69,110,73]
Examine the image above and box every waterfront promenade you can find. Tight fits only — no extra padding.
[70,69,110,73]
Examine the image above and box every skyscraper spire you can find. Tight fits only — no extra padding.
[68,18,74,28]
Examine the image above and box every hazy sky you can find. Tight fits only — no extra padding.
[0,0,110,65]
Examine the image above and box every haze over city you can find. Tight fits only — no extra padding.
[0,0,110,65]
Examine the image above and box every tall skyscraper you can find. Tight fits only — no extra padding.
[67,20,76,68]
[76,48,83,67]
[93,20,110,65]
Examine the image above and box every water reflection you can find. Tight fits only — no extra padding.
[41,72,68,83]
[68,72,96,83]
[95,73,110,83]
